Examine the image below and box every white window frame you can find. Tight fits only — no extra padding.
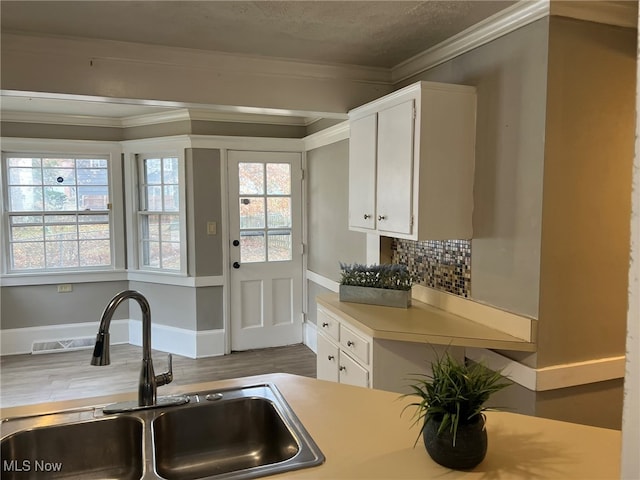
[123,141,187,277]
[0,139,125,282]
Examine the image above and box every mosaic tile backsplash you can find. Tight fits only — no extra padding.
[390,239,471,297]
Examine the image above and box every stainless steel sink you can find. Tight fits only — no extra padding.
[0,415,143,479]
[0,384,324,480]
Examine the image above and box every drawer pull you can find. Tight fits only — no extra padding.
[339,366,346,372]
[322,322,329,328]
[327,355,335,361]
[347,340,355,347]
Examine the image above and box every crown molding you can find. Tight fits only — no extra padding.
[303,120,350,151]
[391,0,551,84]
[1,110,122,127]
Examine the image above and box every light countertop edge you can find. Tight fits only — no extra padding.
[317,293,536,352]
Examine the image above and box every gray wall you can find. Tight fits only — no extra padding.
[401,18,549,319]
[1,281,129,329]
[306,139,366,281]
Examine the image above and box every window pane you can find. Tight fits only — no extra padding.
[11,243,45,269]
[9,167,42,185]
[45,224,77,241]
[8,157,41,168]
[44,186,77,211]
[79,240,111,266]
[43,158,74,168]
[77,159,107,169]
[145,186,162,211]
[143,240,161,267]
[161,215,180,242]
[78,186,109,210]
[240,197,265,229]
[163,185,179,211]
[144,159,162,184]
[79,214,109,224]
[268,231,292,261]
[46,241,78,268]
[239,163,264,195]
[43,168,76,185]
[240,231,265,263]
[45,214,77,224]
[142,215,161,241]
[79,222,110,240]
[163,157,179,184]
[11,225,43,242]
[9,186,43,211]
[161,242,181,270]
[266,163,290,195]
[11,215,43,225]
[77,168,108,185]
[267,197,291,228]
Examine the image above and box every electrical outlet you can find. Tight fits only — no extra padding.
[57,284,73,293]
[207,221,217,235]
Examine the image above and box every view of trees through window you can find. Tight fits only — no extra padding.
[5,155,111,270]
[238,162,292,263]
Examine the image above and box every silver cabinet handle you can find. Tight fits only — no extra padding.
[328,355,335,361]
[378,215,386,221]
[347,340,354,347]
[339,366,346,372]
[364,214,371,219]
[322,322,329,328]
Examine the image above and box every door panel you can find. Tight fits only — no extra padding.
[228,151,303,351]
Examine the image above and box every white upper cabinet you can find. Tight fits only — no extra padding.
[348,81,476,240]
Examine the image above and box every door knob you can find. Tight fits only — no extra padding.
[233,262,240,269]
[232,239,240,247]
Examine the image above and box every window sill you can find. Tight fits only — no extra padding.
[0,270,128,287]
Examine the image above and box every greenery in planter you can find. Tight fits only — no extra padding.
[339,263,413,291]
[402,352,511,446]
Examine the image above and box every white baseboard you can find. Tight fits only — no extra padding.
[128,319,224,359]
[0,320,224,358]
[466,348,626,391]
[0,320,129,356]
[303,321,318,354]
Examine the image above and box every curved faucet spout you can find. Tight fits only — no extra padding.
[91,290,173,407]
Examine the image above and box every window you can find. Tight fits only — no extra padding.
[3,154,112,272]
[137,154,182,271]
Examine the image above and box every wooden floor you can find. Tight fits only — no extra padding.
[0,343,316,408]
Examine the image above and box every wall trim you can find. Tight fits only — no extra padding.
[302,121,350,151]
[412,285,535,342]
[1,110,122,128]
[0,320,129,356]
[466,348,626,391]
[391,0,550,83]
[188,134,304,151]
[127,271,224,287]
[303,321,318,354]
[306,270,339,292]
[128,320,224,359]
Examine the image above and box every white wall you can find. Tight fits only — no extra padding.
[621,8,640,478]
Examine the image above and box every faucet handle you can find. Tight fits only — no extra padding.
[155,354,174,387]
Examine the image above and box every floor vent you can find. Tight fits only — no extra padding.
[32,337,95,354]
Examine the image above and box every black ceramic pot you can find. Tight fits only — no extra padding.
[422,415,488,470]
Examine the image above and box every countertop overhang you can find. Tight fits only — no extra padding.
[0,373,620,479]
[317,293,536,352]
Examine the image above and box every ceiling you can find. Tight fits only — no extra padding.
[0,0,518,121]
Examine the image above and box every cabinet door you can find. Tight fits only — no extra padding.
[348,114,377,230]
[317,332,339,382]
[376,100,415,236]
[339,352,369,388]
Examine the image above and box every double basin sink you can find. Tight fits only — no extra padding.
[0,384,324,479]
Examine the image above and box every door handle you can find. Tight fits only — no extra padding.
[232,240,240,247]
[233,262,240,269]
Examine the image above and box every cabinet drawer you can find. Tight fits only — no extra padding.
[339,352,369,388]
[340,325,370,366]
[317,307,340,341]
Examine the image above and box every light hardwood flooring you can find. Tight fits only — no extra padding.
[0,343,316,408]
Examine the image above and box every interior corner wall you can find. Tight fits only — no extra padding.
[306,139,366,282]
[399,18,549,319]
[537,17,636,368]
[186,148,223,277]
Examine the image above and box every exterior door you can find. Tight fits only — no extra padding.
[227,150,303,351]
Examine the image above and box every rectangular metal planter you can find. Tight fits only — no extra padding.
[339,285,411,308]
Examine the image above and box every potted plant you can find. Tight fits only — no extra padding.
[339,262,413,308]
[403,352,511,470]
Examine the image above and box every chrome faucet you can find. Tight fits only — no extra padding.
[91,290,187,412]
